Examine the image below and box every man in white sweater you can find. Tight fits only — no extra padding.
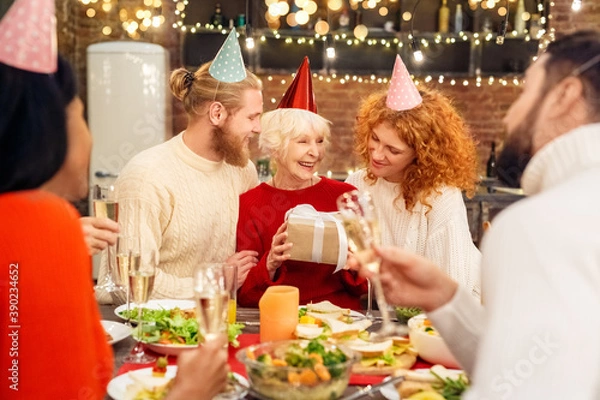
[361,31,600,399]
[97,36,263,302]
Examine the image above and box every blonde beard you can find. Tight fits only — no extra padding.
[212,125,250,168]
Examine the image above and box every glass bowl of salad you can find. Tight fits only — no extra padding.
[236,339,359,400]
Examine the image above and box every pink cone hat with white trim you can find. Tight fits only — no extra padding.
[386,55,422,111]
[0,0,57,73]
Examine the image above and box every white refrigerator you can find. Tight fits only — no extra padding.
[87,41,171,278]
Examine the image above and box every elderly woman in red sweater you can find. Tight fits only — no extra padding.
[236,59,367,310]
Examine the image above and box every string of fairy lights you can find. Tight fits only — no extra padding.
[262,72,525,107]
[75,0,583,82]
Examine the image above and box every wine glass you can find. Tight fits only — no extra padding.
[194,263,228,342]
[115,235,141,325]
[337,190,407,339]
[92,184,119,293]
[124,252,156,364]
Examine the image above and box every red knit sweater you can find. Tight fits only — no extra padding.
[237,177,367,310]
[0,190,113,399]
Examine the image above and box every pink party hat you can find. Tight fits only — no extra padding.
[386,55,422,111]
[0,0,57,73]
[277,56,317,113]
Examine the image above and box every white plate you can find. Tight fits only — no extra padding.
[114,299,196,321]
[379,369,465,400]
[101,320,132,345]
[144,342,197,356]
[106,366,248,400]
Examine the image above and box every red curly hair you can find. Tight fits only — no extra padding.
[354,86,479,212]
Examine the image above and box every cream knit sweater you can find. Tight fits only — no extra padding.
[430,123,600,399]
[346,170,481,297]
[97,133,258,302]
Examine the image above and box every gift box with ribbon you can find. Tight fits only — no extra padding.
[285,204,348,272]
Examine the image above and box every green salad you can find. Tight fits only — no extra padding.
[120,307,244,347]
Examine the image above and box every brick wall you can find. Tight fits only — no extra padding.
[56,0,600,175]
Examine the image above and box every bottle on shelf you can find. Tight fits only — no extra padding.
[454,4,463,33]
[339,6,350,31]
[438,0,450,33]
[514,0,526,35]
[211,3,225,27]
[486,142,497,178]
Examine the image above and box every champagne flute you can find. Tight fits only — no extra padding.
[92,184,119,293]
[337,190,407,339]
[124,252,156,364]
[115,235,141,325]
[194,263,228,342]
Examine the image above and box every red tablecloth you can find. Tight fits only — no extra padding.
[118,333,432,386]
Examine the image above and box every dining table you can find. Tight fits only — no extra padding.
[100,304,411,400]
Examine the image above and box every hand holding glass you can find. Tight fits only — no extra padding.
[92,184,119,293]
[337,190,407,338]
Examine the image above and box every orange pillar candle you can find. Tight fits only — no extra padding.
[259,286,299,342]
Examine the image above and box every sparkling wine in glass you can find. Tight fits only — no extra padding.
[194,263,228,342]
[92,184,119,293]
[338,190,407,339]
[124,254,156,364]
[115,236,141,325]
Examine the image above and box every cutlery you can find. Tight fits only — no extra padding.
[339,375,405,400]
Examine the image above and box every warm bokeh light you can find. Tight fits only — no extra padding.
[102,26,112,35]
[379,6,389,16]
[86,8,96,17]
[354,24,368,40]
[402,11,412,21]
[498,6,507,16]
[295,0,308,7]
[278,1,290,16]
[328,0,343,11]
[305,1,318,14]
[295,10,310,25]
[265,11,279,23]
[315,20,330,35]
[286,13,298,27]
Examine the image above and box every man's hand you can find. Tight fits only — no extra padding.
[226,250,259,288]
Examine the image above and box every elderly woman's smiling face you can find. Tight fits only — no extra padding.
[274,129,325,188]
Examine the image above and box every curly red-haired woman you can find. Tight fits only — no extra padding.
[346,87,481,298]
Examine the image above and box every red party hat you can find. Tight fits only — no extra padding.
[386,55,422,111]
[0,0,57,73]
[277,56,317,113]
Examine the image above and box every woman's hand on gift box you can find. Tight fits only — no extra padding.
[267,222,293,280]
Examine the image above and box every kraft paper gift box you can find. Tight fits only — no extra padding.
[285,204,348,272]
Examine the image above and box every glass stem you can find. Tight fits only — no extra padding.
[370,275,392,328]
[365,279,373,320]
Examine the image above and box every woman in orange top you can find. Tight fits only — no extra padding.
[0,52,114,397]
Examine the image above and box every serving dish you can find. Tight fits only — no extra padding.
[236,339,359,400]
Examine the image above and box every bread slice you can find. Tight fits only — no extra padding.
[352,352,417,375]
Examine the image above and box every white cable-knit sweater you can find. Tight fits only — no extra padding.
[346,170,481,297]
[429,123,600,399]
[96,133,258,302]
